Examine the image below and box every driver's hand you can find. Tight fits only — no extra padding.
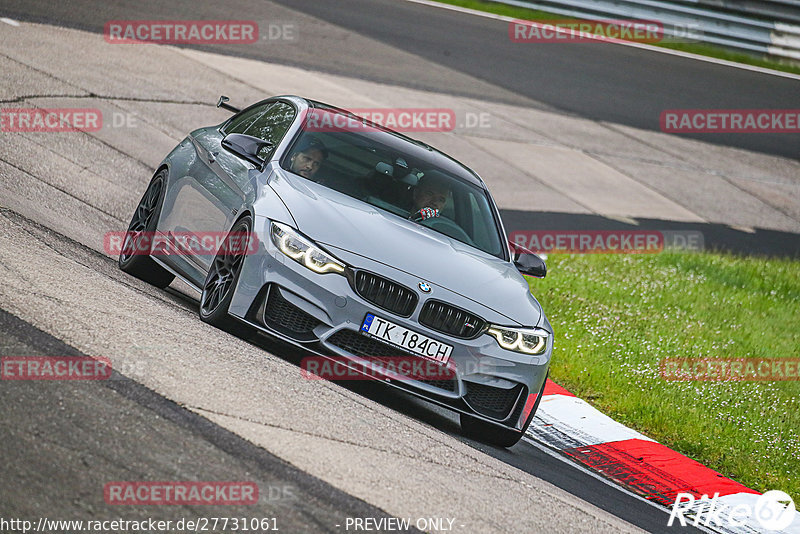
[411,207,440,221]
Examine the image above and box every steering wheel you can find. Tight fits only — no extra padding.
[422,216,474,245]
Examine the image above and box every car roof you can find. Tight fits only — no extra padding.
[292,97,486,190]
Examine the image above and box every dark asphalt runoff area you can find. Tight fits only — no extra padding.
[0,307,418,534]
[500,210,800,257]
[1,0,798,160]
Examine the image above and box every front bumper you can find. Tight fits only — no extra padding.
[229,216,552,431]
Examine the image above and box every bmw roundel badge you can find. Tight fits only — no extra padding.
[418,282,432,293]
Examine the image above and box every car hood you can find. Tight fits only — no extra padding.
[268,171,543,327]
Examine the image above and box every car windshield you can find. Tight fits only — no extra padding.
[280,106,506,259]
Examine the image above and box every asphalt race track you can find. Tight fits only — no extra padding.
[0,0,797,533]
[0,306,415,534]
[2,0,799,159]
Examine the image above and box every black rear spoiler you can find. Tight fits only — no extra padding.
[217,95,241,113]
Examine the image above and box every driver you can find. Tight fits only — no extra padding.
[409,175,449,221]
[288,137,328,180]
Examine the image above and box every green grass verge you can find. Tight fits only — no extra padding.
[434,0,800,75]
[528,251,800,500]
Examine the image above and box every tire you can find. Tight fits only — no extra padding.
[198,216,252,336]
[460,373,548,448]
[118,169,175,289]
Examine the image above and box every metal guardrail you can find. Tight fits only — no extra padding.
[494,0,800,62]
[694,0,800,24]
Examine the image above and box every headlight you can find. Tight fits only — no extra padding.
[270,222,345,274]
[487,325,548,355]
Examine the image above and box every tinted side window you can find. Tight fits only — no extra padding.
[225,103,270,134]
[241,102,296,148]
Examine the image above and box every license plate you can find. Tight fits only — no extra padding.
[361,313,452,364]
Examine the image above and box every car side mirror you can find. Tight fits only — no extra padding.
[509,241,547,278]
[221,133,273,171]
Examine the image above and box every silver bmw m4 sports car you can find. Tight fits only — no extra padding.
[119,95,552,447]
